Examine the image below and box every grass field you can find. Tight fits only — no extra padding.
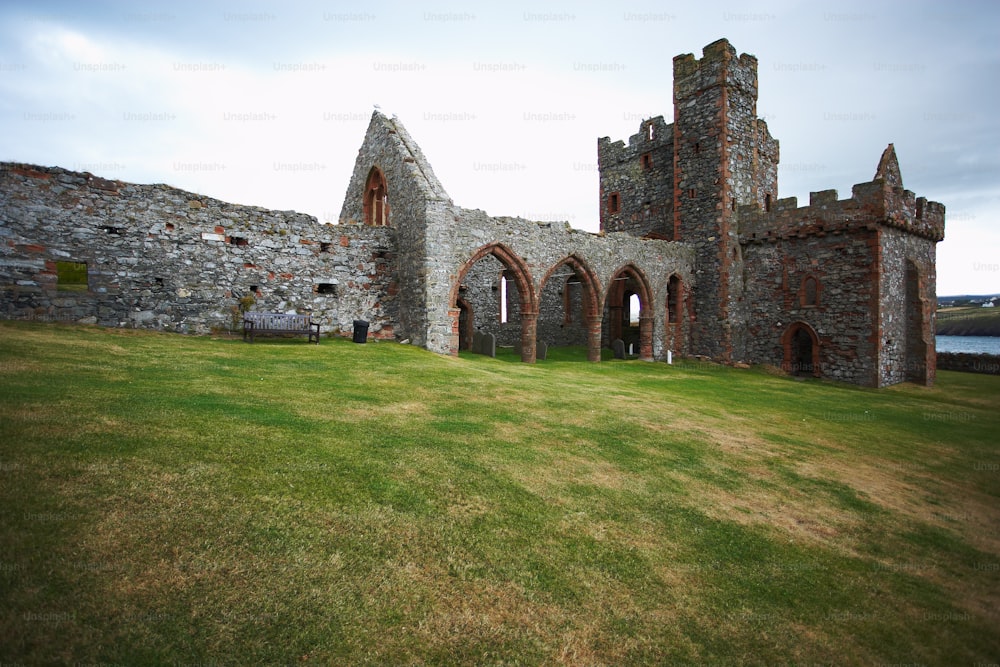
[937,305,1000,336]
[1,321,998,665]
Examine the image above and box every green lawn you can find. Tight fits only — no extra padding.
[1,321,998,665]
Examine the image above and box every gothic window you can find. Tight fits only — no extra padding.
[801,275,820,307]
[363,166,389,226]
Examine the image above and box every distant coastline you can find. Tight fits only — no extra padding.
[936,298,1000,337]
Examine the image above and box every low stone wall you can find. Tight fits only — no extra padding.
[936,352,1000,375]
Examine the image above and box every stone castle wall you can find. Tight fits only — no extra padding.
[742,230,880,385]
[598,116,674,238]
[0,163,395,337]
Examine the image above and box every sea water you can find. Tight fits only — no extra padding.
[935,335,1000,355]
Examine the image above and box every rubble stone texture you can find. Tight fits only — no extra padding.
[0,39,944,387]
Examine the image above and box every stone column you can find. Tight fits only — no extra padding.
[520,310,538,363]
[586,315,603,362]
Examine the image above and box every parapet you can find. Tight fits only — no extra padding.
[739,144,944,243]
[598,116,672,167]
[739,182,945,243]
[673,38,758,100]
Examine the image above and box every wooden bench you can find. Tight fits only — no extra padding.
[243,312,320,344]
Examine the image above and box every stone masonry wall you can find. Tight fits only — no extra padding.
[878,227,937,386]
[421,205,696,360]
[598,116,674,238]
[0,163,394,337]
[742,230,880,385]
[339,113,454,348]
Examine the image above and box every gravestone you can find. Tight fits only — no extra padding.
[537,341,547,360]
[612,338,626,359]
[483,332,496,358]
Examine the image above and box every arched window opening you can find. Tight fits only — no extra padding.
[801,276,820,307]
[363,166,389,226]
[628,293,640,326]
[499,272,509,323]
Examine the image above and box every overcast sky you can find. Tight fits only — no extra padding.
[1,0,997,296]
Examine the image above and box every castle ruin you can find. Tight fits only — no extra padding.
[0,39,944,387]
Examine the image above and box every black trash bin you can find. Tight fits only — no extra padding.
[352,319,369,343]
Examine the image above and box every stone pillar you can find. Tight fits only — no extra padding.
[520,310,538,363]
[586,315,603,362]
[639,312,654,361]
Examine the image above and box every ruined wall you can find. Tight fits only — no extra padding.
[339,112,454,347]
[422,205,696,360]
[537,273,589,347]
[598,116,674,238]
[0,163,394,336]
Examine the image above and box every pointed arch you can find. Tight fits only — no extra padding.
[604,264,654,361]
[540,255,603,362]
[450,243,538,362]
[362,166,389,226]
[781,321,820,378]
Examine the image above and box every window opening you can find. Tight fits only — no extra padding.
[628,293,640,326]
[56,261,87,292]
[500,274,508,323]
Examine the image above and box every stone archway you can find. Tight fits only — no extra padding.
[782,321,820,377]
[604,264,654,361]
[450,243,538,362]
[539,255,603,362]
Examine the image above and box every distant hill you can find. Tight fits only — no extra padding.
[938,294,1000,308]
[937,302,1000,336]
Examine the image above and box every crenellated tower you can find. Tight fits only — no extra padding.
[671,38,779,362]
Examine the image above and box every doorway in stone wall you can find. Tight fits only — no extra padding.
[782,322,820,377]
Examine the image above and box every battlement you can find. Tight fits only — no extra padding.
[739,144,944,243]
[598,116,672,167]
[673,38,758,101]
[739,182,945,244]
